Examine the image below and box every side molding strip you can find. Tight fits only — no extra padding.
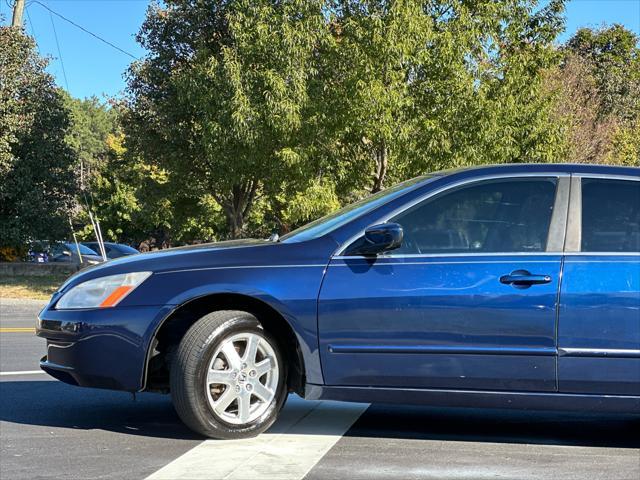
[558,348,640,358]
[328,345,558,356]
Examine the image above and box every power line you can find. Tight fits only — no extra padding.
[47,4,69,90]
[30,0,138,59]
[2,0,10,21]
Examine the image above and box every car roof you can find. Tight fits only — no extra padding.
[433,163,638,179]
[84,241,129,247]
[83,242,138,252]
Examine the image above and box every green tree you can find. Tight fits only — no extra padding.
[566,24,640,122]
[75,130,177,246]
[315,0,566,197]
[0,27,77,250]
[470,0,567,166]
[125,0,329,238]
[63,94,222,248]
[315,1,433,194]
[606,121,640,166]
[549,25,640,165]
[64,94,118,189]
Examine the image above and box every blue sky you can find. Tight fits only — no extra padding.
[1,0,639,100]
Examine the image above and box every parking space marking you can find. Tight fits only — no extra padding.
[146,395,369,480]
[0,327,36,333]
[0,370,45,376]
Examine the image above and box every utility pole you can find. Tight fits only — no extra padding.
[11,0,25,28]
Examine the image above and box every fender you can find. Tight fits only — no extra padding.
[139,271,328,390]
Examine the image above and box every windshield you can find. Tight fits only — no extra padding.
[281,175,435,243]
[65,243,99,255]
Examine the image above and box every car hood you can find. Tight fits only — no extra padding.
[60,238,277,288]
[99,238,272,268]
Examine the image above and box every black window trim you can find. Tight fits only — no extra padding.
[565,173,640,256]
[335,172,571,258]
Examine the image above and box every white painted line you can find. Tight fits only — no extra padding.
[147,394,369,480]
[0,370,46,376]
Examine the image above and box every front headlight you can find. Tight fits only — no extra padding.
[56,272,152,309]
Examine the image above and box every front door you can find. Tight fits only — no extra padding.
[319,176,566,392]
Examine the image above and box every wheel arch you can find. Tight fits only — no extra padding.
[142,292,306,396]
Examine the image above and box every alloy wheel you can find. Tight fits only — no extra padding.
[204,332,279,425]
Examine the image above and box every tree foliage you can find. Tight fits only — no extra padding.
[0,27,78,249]
[125,0,329,238]
[125,0,571,240]
[316,0,565,192]
[550,24,640,165]
[64,94,118,188]
[566,24,640,122]
[3,5,638,249]
[61,98,178,247]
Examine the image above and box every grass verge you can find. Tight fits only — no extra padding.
[0,274,70,300]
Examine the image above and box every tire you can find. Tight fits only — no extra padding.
[170,310,287,439]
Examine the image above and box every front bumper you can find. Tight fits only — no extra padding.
[37,304,174,392]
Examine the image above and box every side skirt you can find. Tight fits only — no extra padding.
[304,384,640,414]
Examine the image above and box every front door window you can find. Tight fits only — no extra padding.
[391,178,558,254]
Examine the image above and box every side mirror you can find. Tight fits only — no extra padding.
[62,250,72,257]
[345,223,403,256]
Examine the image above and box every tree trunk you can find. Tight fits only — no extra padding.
[227,210,244,239]
[219,180,258,239]
[371,144,388,193]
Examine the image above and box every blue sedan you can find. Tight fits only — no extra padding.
[36,164,640,439]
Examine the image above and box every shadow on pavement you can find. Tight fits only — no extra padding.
[345,403,640,449]
[1,380,638,448]
[0,380,201,440]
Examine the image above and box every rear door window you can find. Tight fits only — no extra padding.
[581,179,640,253]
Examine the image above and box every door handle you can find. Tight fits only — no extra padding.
[500,270,552,289]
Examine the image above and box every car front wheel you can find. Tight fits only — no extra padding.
[170,310,287,439]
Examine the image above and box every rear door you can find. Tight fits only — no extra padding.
[558,175,640,395]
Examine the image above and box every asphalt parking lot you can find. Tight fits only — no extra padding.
[1,299,639,480]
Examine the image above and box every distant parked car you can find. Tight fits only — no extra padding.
[50,242,103,265]
[83,242,139,260]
